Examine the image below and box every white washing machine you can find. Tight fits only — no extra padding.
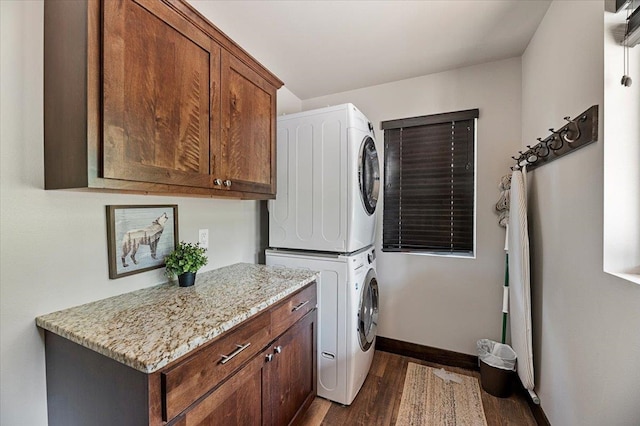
[268,103,380,253]
[265,246,379,405]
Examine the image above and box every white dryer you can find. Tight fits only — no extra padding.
[268,103,380,253]
[265,246,379,405]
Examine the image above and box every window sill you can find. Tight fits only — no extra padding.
[604,270,640,286]
[385,251,476,260]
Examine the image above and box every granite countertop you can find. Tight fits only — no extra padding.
[36,263,318,374]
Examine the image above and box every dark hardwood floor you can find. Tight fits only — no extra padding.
[298,350,537,426]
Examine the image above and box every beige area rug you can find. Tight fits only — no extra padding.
[396,363,488,426]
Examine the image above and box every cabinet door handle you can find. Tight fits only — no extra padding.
[291,300,309,312]
[214,178,222,186]
[219,342,251,365]
[265,353,274,362]
[223,179,232,187]
[274,345,282,354]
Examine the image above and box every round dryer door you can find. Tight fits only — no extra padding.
[359,136,380,215]
[358,268,379,351]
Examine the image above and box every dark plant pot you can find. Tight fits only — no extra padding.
[178,272,196,287]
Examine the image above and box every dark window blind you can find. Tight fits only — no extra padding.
[382,109,477,254]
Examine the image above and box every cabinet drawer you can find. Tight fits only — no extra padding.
[270,283,317,338]
[171,353,264,426]
[162,310,271,421]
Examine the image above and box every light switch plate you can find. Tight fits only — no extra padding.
[198,229,209,249]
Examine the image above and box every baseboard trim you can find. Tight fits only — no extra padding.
[528,400,551,426]
[375,336,479,371]
[514,381,551,426]
[375,336,551,426]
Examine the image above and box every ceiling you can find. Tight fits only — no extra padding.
[190,1,551,100]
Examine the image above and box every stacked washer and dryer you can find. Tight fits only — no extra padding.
[266,103,380,406]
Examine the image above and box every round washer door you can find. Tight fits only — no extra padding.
[359,136,380,215]
[358,268,379,351]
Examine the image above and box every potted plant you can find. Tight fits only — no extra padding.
[164,241,208,287]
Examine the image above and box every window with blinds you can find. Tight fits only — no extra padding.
[381,109,478,255]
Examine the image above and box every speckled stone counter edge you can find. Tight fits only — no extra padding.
[36,263,318,374]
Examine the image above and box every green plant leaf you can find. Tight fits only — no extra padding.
[164,241,208,277]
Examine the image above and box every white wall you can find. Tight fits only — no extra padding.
[304,58,522,355]
[5,1,638,425]
[603,2,640,282]
[276,86,303,115]
[522,1,640,424]
[0,1,301,424]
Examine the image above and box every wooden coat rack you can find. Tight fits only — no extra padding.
[512,105,599,171]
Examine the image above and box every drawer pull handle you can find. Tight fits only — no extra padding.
[291,300,309,312]
[219,343,251,365]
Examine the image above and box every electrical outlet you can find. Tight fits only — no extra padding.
[198,229,209,249]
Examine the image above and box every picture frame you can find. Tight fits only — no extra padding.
[106,205,178,279]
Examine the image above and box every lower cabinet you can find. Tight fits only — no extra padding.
[174,310,316,426]
[263,312,316,426]
[42,282,317,426]
[171,351,264,425]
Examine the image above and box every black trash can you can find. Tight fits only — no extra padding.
[477,339,517,398]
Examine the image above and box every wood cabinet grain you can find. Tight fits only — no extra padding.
[263,311,316,426]
[162,310,271,421]
[220,51,277,194]
[174,310,316,426]
[270,282,317,338]
[171,353,264,426]
[102,0,219,189]
[44,0,283,199]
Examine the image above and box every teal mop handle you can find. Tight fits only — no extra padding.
[501,253,509,344]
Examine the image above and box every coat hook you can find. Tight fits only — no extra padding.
[537,143,550,158]
[561,129,579,144]
[548,133,564,151]
[561,118,581,144]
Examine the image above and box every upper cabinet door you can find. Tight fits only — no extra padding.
[102,0,221,188]
[220,51,277,195]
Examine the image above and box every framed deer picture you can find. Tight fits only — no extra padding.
[106,205,178,279]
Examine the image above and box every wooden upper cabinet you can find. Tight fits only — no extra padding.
[43,0,282,199]
[102,0,219,188]
[220,51,276,194]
